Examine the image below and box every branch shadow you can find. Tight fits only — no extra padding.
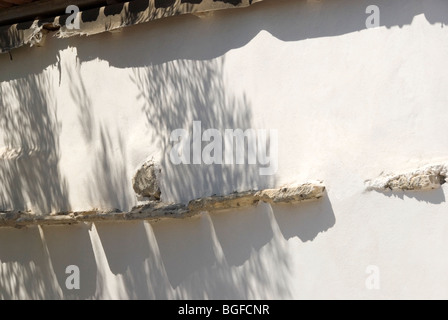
[0,73,70,214]
[65,56,95,143]
[131,58,275,204]
[41,224,97,299]
[0,198,335,299]
[148,201,331,299]
[62,49,132,211]
[0,0,443,300]
[0,226,62,299]
[86,125,133,211]
[0,0,446,210]
[94,221,155,299]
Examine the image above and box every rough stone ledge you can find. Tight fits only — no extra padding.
[365,163,447,192]
[0,182,325,228]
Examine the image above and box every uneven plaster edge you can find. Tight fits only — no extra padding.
[0,181,326,228]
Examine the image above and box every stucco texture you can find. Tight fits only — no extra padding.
[0,0,448,299]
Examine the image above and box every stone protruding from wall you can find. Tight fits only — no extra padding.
[188,182,326,212]
[366,164,447,191]
[132,160,161,200]
[0,182,326,228]
[256,183,325,204]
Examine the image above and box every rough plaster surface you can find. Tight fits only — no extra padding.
[132,159,161,200]
[1,0,448,300]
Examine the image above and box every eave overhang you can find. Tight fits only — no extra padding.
[0,0,263,53]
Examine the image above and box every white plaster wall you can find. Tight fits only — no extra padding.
[1,0,448,299]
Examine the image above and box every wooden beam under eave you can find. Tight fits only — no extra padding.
[0,1,13,8]
[0,0,107,26]
[2,0,34,5]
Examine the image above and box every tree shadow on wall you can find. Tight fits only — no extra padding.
[91,198,335,298]
[0,73,70,214]
[150,204,297,299]
[209,204,275,267]
[0,226,62,299]
[41,224,98,299]
[86,125,133,211]
[94,221,159,299]
[90,214,294,298]
[1,0,446,209]
[61,56,133,212]
[131,58,276,203]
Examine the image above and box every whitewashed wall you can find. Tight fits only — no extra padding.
[1,0,448,299]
